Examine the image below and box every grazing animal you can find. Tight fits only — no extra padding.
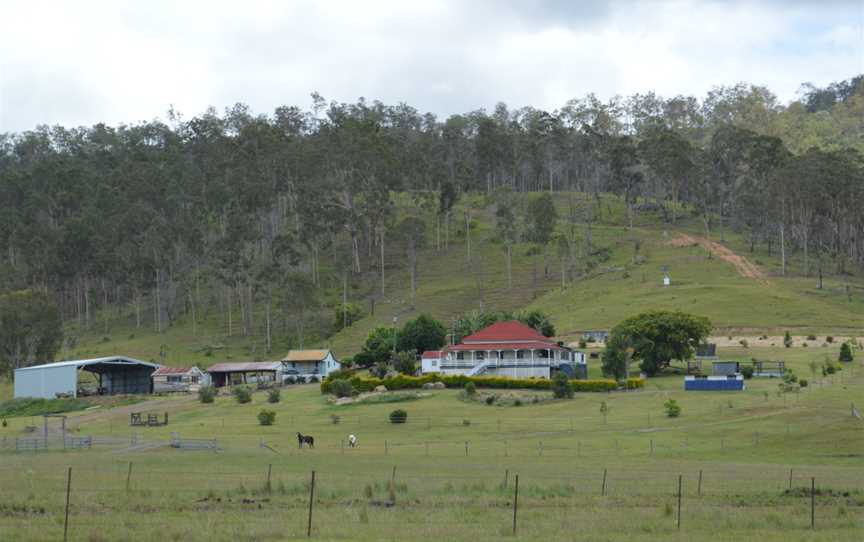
[297,432,314,449]
[347,434,358,448]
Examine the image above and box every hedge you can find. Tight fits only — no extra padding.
[321,374,625,394]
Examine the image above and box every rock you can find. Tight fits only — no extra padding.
[422,382,435,390]
[335,397,354,405]
[373,385,388,393]
[432,382,446,390]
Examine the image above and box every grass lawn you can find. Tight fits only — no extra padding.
[0,346,861,541]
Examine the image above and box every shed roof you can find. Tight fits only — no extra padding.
[15,356,160,371]
[282,350,332,362]
[206,362,281,373]
[152,366,199,376]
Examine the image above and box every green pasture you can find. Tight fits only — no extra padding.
[0,346,861,541]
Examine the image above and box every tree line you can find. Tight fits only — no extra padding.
[0,76,862,370]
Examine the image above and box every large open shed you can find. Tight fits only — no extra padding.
[14,356,161,399]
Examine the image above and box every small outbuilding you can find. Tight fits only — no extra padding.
[14,356,161,399]
[206,362,282,388]
[712,361,740,376]
[684,374,745,391]
[152,366,209,393]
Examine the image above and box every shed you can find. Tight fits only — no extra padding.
[206,362,282,388]
[152,366,209,393]
[695,343,718,359]
[14,356,161,399]
[712,361,740,376]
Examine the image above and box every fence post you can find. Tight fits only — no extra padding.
[266,464,272,493]
[601,468,607,496]
[676,474,682,530]
[512,474,519,536]
[126,462,133,492]
[425,442,429,456]
[391,466,397,485]
[504,440,508,458]
[465,441,469,456]
[697,470,702,497]
[307,470,315,538]
[788,468,793,490]
[385,440,388,456]
[538,441,543,456]
[63,467,72,542]
[504,469,508,489]
[650,439,654,455]
[577,440,581,457]
[810,477,815,529]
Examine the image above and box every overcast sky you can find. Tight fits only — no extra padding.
[1,0,862,132]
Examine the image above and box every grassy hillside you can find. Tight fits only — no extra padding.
[62,192,863,366]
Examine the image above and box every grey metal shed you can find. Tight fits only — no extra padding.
[14,356,161,399]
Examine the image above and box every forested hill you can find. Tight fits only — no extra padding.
[1,76,863,369]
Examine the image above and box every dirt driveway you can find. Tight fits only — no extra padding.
[669,233,766,281]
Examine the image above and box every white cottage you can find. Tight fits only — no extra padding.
[281,350,341,382]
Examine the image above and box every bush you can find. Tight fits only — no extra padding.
[330,414,341,424]
[806,334,817,341]
[389,409,408,424]
[799,379,808,388]
[839,342,854,362]
[257,410,276,426]
[514,399,522,407]
[578,340,587,349]
[308,375,320,383]
[464,382,476,396]
[783,331,793,348]
[664,399,681,418]
[198,386,216,404]
[392,351,417,375]
[741,366,754,379]
[371,362,390,379]
[334,302,363,331]
[625,377,646,389]
[267,388,281,403]
[552,372,573,399]
[330,379,355,398]
[739,339,749,348]
[283,375,297,385]
[319,374,619,394]
[485,395,496,405]
[232,386,252,404]
[826,336,834,343]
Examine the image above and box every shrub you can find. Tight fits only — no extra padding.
[462,419,471,426]
[839,342,854,362]
[802,342,808,347]
[782,370,798,384]
[485,395,496,405]
[267,388,281,403]
[783,331,793,348]
[198,386,216,404]
[371,362,390,379]
[308,375,320,383]
[806,334,817,341]
[392,352,417,375]
[826,336,834,343]
[389,409,408,424]
[625,377,646,389]
[330,414,341,424]
[331,379,355,398]
[257,410,276,425]
[464,382,476,396]
[284,375,297,385]
[552,372,573,399]
[513,399,522,407]
[232,386,252,404]
[799,379,808,388]
[739,339,749,348]
[741,366,754,379]
[825,363,837,375]
[334,302,363,331]
[578,340,587,349]
[319,374,619,394]
[664,399,681,418]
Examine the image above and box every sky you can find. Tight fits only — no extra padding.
[1,0,862,132]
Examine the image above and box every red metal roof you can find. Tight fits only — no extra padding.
[152,366,195,376]
[421,350,443,359]
[461,321,548,343]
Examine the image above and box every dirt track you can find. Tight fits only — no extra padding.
[669,233,766,280]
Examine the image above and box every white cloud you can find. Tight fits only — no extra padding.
[0,0,861,131]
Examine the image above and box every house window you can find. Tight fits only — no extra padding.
[516,350,525,359]
[476,351,485,360]
[538,350,548,358]
[456,352,464,360]
[432,360,437,367]
[167,375,183,383]
[191,376,199,384]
